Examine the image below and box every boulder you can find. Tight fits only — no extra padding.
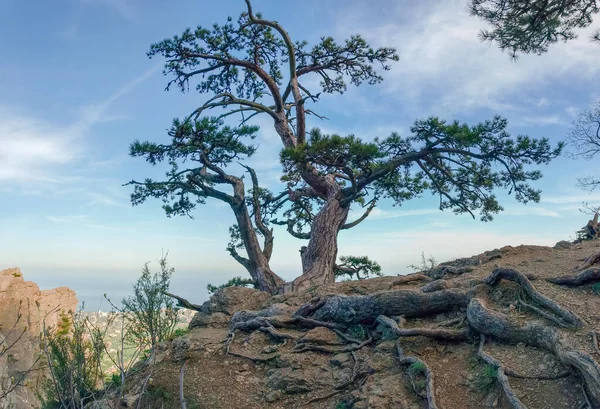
[188,311,230,329]
[267,368,313,394]
[204,287,270,315]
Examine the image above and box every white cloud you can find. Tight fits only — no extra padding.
[335,0,600,115]
[502,206,561,218]
[47,215,90,223]
[0,67,157,185]
[515,115,565,126]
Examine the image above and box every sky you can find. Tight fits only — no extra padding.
[1,0,599,309]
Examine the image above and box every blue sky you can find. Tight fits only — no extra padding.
[1,0,599,309]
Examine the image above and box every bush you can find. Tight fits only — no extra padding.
[39,309,103,409]
[122,254,179,349]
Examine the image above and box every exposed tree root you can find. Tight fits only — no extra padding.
[258,325,296,341]
[436,316,466,328]
[332,329,363,344]
[548,268,600,286]
[179,359,189,409]
[467,298,600,407]
[574,251,600,272]
[306,351,370,404]
[395,342,439,409]
[293,337,373,354]
[477,334,527,409]
[485,267,583,328]
[591,332,600,355]
[376,315,470,341]
[294,289,470,324]
[427,265,474,280]
[516,295,570,328]
[391,273,432,286]
[506,369,571,380]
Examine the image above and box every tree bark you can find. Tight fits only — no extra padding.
[291,191,350,291]
[230,200,284,294]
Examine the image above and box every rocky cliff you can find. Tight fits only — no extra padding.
[0,267,78,409]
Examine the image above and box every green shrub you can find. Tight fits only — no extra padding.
[408,361,426,375]
[122,254,179,349]
[39,309,103,409]
[474,364,498,391]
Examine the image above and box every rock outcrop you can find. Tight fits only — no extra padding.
[0,267,78,409]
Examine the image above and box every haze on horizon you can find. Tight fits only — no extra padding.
[1,0,599,308]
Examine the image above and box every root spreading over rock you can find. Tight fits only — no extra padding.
[176,262,600,408]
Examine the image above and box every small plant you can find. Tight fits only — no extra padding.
[592,282,600,295]
[407,252,438,274]
[171,328,190,338]
[122,253,179,349]
[474,364,498,391]
[39,308,104,409]
[408,361,426,375]
[348,324,368,341]
[335,402,349,409]
[206,276,257,294]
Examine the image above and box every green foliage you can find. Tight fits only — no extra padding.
[592,282,600,295]
[407,252,438,274]
[148,10,398,97]
[335,402,350,409]
[474,364,498,391]
[470,0,600,58]
[408,361,426,375]
[128,117,259,218]
[207,276,257,294]
[131,1,563,292]
[335,255,382,280]
[39,309,103,409]
[122,254,178,349]
[282,117,562,223]
[172,328,190,338]
[348,324,368,341]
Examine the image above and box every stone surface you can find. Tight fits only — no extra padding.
[204,286,270,315]
[0,267,78,409]
[267,368,313,394]
[171,337,191,362]
[188,311,230,329]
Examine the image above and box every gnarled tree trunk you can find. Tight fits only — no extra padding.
[230,200,284,295]
[291,189,350,292]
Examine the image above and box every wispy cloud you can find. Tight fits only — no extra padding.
[503,206,561,218]
[515,115,565,127]
[335,0,600,115]
[0,67,157,185]
[46,214,129,231]
[47,215,90,223]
